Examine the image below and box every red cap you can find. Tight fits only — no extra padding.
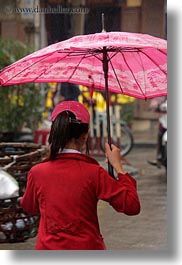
[51,101,90,124]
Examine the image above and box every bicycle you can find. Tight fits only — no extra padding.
[89,111,134,157]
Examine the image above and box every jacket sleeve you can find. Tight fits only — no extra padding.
[96,167,140,216]
[20,169,39,215]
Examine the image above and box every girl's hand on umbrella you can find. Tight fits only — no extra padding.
[105,143,126,175]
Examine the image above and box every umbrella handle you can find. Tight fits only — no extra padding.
[107,142,118,179]
[108,161,115,178]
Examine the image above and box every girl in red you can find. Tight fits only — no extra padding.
[21,101,140,250]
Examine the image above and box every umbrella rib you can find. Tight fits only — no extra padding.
[64,50,103,82]
[106,49,131,94]
[27,51,80,83]
[59,49,103,61]
[66,53,89,81]
[79,51,103,62]
[1,58,46,85]
[4,49,100,84]
[119,51,146,98]
[109,58,124,93]
[32,52,76,81]
[138,48,167,75]
[1,51,62,84]
[30,51,88,83]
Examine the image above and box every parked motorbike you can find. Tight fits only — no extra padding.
[158,100,167,169]
[148,98,167,170]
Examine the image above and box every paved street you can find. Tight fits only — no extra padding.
[0,146,167,250]
[98,146,167,250]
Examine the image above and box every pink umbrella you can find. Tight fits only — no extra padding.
[0,32,167,97]
[0,31,167,177]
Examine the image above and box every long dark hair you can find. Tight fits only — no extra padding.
[48,110,89,160]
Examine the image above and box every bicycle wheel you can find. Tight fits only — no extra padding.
[120,123,134,156]
[111,121,134,156]
[100,121,134,156]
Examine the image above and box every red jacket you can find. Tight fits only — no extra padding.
[21,153,140,250]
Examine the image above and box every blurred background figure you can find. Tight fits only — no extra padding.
[44,82,58,121]
[58,82,80,102]
[44,82,80,121]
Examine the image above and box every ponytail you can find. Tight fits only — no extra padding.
[48,111,89,160]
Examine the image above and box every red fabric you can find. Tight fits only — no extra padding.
[21,153,140,250]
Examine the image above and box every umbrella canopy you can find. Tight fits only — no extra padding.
[0,31,167,99]
[0,31,167,177]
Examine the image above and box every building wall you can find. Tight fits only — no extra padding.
[141,0,166,38]
[121,6,141,33]
[0,0,40,48]
[1,20,26,42]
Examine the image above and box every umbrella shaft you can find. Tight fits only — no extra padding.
[103,47,115,178]
[103,47,111,145]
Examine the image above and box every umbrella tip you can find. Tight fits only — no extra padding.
[101,13,106,33]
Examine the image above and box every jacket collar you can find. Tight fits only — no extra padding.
[42,153,99,166]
